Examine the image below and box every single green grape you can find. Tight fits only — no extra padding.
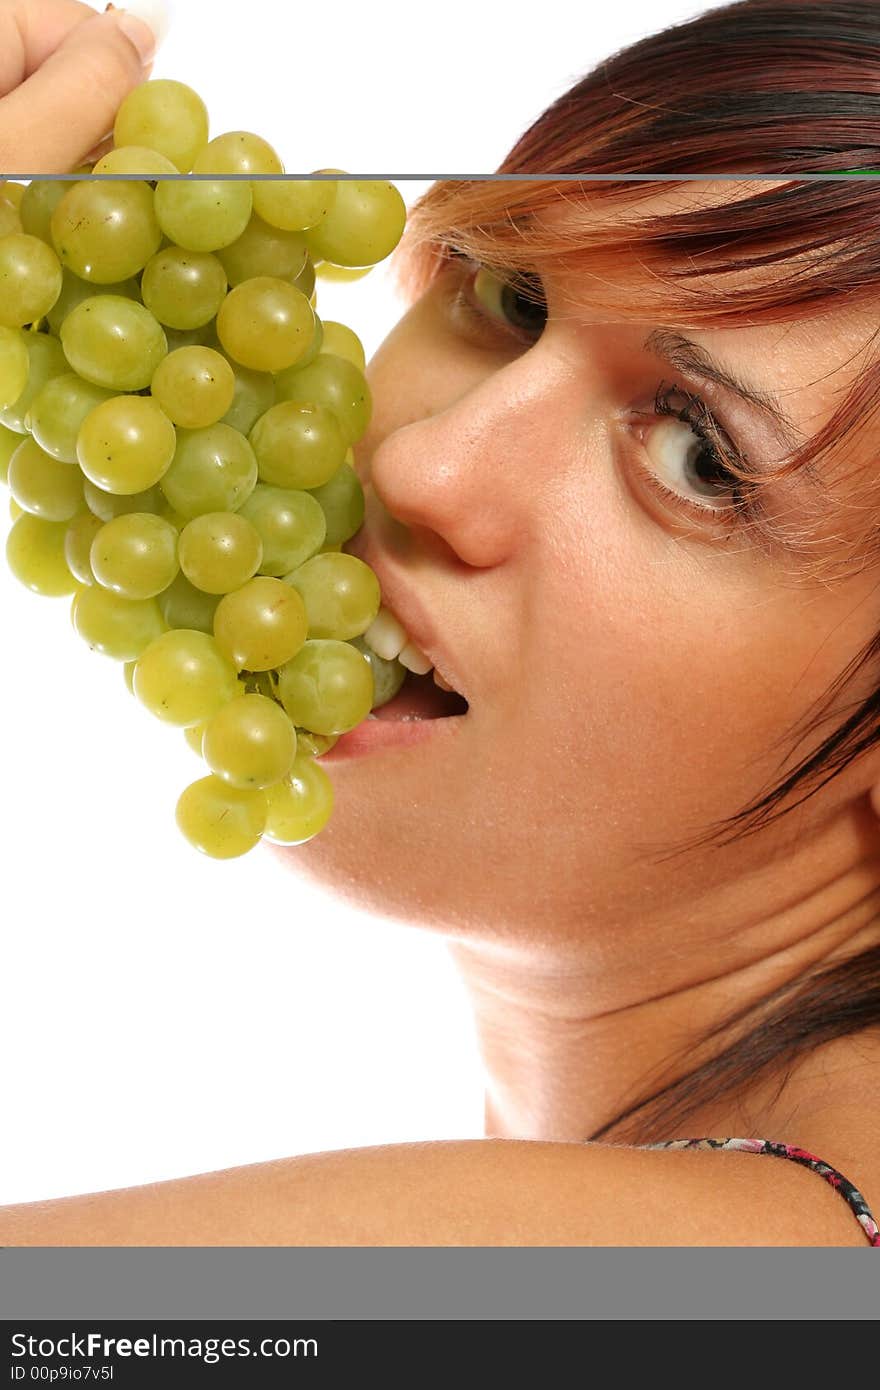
[202,693,297,789]
[239,483,326,575]
[71,583,166,659]
[133,628,239,725]
[273,353,371,446]
[292,729,339,758]
[307,460,365,546]
[213,575,308,671]
[159,423,258,518]
[154,179,253,253]
[220,362,275,435]
[0,331,68,433]
[248,400,346,490]
[305,180,406,267]
[64,508,105,584]
[178,511,263,593]
[50,181,162,283]
[19,180,67,245]
[82,478,164,522]
[320,321,366,371]
[140,246,228,330]
[314,261,372,285]
[348,635,407,709]
[28,373,112,462]
[157,571,221,633]
[263,753,334,844]
[92,147,178,175]
[0,233,63,327]
[46,270,140,336]
[251,178,337,232]
[77,395,177,494]
[60,295,167,391]
[7,436,84,520]
[150,346,235,428]
[0,325,28,409]
[90,512,180,599]
[192,131,283,176]
[216,275,315,373]
[216,214,308,287]
[276,638,374,735]
[175,775,267,859]
[6,512,76,595]
[113,80,210,173]
[285,551,380,640]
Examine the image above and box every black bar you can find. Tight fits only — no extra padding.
[3,1320,564,1382]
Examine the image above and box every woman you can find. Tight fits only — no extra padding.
[1,0,879,1245]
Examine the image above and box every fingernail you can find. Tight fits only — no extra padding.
[111,0,172,49]
[108,8,159,65]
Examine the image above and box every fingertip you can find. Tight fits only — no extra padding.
[105,9,157,66]
[107,0,173,53]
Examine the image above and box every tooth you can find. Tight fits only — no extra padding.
[363,605,407,661]
[398,640,433,675]
[433,669,454,692]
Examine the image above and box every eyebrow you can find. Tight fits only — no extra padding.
[642,328,800,449]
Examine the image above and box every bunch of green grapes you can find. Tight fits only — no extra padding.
[0,79,409,860]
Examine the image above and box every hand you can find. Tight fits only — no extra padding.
[0,0,157,174]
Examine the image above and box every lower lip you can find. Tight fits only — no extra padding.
[318,715,467,762]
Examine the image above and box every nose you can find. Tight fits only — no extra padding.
[365,351,561,570]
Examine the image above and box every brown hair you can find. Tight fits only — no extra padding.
[388,0,880,1143]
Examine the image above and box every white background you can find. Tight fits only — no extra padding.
[1,0,729,1203]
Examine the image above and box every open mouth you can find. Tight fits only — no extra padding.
[370,667,469,722]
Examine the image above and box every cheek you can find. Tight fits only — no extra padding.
[488,507,858,835]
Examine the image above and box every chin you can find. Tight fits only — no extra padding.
[261,730,598,942]
[262,787,455,932]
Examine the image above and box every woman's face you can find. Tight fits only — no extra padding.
[277,183,880,946]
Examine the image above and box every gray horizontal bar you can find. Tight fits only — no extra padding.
[1,172,880,182]
[1,1248,878,1321]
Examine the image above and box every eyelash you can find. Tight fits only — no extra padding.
[634,384,756,533]
[445,255,761,536]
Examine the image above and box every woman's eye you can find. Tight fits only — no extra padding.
[471,265,548,339]
[630,384,754,529]
[643,414,737,513]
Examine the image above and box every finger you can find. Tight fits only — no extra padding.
[0,8,156,173]
[0,0,98,95]
[80,54,156,164]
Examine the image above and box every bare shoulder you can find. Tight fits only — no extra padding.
[0,1123,876,1246]
[4,1036,878,1247]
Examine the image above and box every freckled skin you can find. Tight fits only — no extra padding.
[271,182,880,1144]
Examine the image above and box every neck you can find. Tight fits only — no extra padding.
[447,808,880,1144]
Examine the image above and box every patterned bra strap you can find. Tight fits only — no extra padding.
[640,1136,880,1247]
